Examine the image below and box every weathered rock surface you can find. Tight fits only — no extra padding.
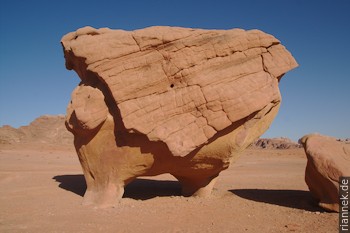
[61,26,297,207]
[0,115,73,145]
[300,134,350,212]
[250,137,302,149]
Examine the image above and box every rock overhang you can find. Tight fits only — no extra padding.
[61,26,298,157]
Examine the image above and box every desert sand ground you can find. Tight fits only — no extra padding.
[0,143,338,233]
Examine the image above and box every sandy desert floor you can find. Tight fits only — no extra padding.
[0,143,338,233]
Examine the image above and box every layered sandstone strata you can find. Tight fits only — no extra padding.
[61,26,297,207]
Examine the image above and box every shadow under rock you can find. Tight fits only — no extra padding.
[53,175,181,200]
[53,174,86,197]
[124,178,182,200]
[230,189,325,212]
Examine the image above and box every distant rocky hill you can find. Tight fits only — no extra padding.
[0,115,73,145]
[249,137,302,149]
[337,138,350,144]
[0,115,312,149]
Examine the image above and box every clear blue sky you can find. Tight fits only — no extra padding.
[0,0,349,141]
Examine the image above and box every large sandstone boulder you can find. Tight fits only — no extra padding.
[61,26,297,207]
[300,134,350,212]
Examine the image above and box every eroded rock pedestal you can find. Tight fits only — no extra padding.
[300,134,350,212]
[61,26,297,207]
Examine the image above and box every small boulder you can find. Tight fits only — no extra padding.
[300,134,350,212]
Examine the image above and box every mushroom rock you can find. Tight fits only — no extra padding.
[300,134,350,212]
[61,26,298,207]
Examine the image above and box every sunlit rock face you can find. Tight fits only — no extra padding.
[61,26,297,207]
[300,134,350,212]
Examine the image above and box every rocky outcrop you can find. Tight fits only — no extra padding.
[0,125,25,144]
[337,138,350,144]
[0,115,73,145]
[300,134,350,212]
[250,137,302,149]
[61,26,297,207]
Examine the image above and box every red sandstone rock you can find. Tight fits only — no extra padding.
[61,26,297,207]
[300,134,350,212]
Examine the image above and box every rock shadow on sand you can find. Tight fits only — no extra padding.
[230,189,325,212]
[53,175,86,197]
[53,175,181,200]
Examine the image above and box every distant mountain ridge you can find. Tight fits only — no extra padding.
[0,115,73,145]
[0,115,306,149]
[249,137,302,149]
